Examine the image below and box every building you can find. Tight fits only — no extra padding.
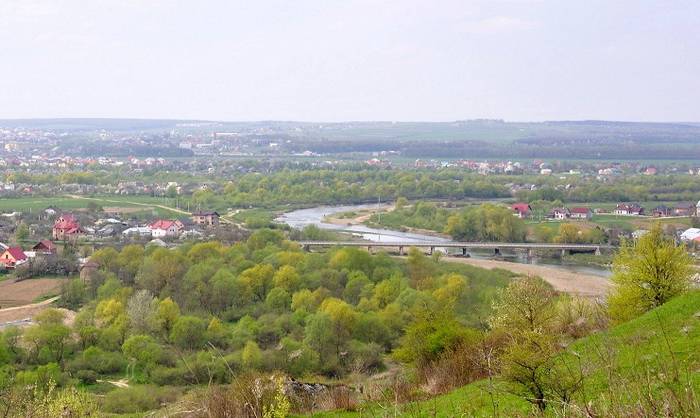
[148,219,184,238]
[570,207,592,220]
[613,203,644,216]
[32,240,56,255]
[511,203,532,219]
[52,213,84,240]
[548,207,570,220]
[192,211,220,227]
[680,228,700,241]
[652,205,671,217]
[0,247,27,268]
[672,202,696,217]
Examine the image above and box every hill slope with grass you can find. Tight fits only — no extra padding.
[306,290,700,417]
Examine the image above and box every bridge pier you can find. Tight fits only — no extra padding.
[595,246,601,256]
[561,249,567,257]
[399,246,404,256]
[303,244,310,252]
[526,248,533,261]
[462,247,467,257]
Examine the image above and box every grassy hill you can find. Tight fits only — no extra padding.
[305,290,700,417]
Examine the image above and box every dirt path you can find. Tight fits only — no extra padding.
[66,194,239,226]
[441,257,611,298]
[97,379,130,388]
[0,296,71,327]
[65,194,190,216]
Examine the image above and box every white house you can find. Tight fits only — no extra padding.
[148,220,184,238]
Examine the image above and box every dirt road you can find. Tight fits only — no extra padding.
[442,257,611,298]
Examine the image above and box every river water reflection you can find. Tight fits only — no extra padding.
[276,204,612,278]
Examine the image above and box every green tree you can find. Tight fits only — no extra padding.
[489,276,556,333]
[608,225,693,322]
[156,298,180,335]
[14,222,29,242]
[241,340,263,370]
[170,316,206,349]
[122,335,162,377]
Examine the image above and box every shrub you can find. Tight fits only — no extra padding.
[101,385,180,414]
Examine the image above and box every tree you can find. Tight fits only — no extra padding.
[406,247,435,288]
[241,340,262,370]
[14,223,29,242]
[135,248,189,296]
[554,223,581,243]
[489,276,556,333]
[156,298,180,335]
[126,290,157,335]
[608,225,693,323]
[122,335,162,377]
[170,316,206,350]
[23,309,71,365]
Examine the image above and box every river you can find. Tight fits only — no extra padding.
[276,204,612,278]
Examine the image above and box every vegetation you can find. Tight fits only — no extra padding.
[0,233,515,416]
[608,224,695,323]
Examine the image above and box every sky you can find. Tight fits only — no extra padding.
[0,0,698,122]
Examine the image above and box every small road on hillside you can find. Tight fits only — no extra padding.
[64,194,191,216]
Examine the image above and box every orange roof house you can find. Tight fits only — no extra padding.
[0,247,27,268]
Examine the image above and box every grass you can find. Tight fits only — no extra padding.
[304,290,700,417]
[0,195,185,217]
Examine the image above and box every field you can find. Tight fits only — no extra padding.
[0,277,67,308]
[0,195,186,217]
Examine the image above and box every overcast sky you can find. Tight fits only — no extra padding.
[1,0,698,122]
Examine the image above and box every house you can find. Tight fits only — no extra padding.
[148,219,184,238]
[0,247,27,268]
[52,213,84,240]
[672,202,696,217]
[32,240,56,255]
[613,203,644,216]
[511,203,532,219]
[192,211,220,227]
[680,228,700,241]
[548,207,570,220]
[570,207,592,220]
[80,260,100,282]
[122,226,152,237]
[652,205,671,217]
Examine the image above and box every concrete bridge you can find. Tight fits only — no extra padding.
[297,241,615,257]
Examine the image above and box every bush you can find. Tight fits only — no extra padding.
[101,385,180,414]
[76,369,98,385]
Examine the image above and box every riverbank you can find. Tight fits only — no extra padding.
[440,257,611,298]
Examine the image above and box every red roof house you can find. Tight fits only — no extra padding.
[0,247,27,268]
[570,207,592,219]
[148,219,184,238]
[511,203,532,219]
[53,213,84,241]
[32,239,57,255]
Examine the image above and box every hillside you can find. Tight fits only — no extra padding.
[306,290,700,417]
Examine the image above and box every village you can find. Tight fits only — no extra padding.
[0,208,227,274]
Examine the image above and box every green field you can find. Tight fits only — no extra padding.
[0,195,186,217]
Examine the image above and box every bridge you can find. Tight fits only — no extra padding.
[297,241,615,257]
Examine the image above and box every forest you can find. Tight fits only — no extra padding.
[1,226,696,416]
